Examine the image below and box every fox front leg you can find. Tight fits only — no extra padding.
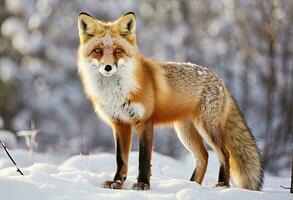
[103,123,132,189]
[132,120,153,190]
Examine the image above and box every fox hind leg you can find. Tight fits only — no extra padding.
[174,120,208,184]
[208,128,230,187]
[214,145,230,187]
[193,120,230,187]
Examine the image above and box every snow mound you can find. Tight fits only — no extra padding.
[0,150,291,200]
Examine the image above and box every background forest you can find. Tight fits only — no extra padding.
[0,0,292,175]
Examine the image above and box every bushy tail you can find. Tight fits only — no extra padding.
[224,98,263,190]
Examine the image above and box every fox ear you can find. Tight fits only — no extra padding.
[116,12,136,42]
[78,12,104,41]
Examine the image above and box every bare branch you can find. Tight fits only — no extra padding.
[0,140,24,175]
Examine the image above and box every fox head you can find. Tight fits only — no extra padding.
[77,12,138,77]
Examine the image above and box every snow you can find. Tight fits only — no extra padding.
[0,130,17,148]
[0,150,291,200]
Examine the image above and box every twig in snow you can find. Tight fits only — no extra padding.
[0,140,24,175]
[280,185,290,190]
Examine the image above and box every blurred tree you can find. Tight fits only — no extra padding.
[231,0,293,174]
[0,0,20,130]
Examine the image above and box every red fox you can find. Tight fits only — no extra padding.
[77,12,263,191]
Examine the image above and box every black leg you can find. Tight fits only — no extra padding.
[113,139,126,182]
[218,164,226,183]
[132,120,153,190]
[137,134,151,184]
[103,123,132,189]
[190,169,196,181]
[216,164,230,187]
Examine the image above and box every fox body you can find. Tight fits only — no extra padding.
[77,12,263,191]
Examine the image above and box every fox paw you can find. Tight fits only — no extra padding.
[132,182,150,190]
[102,180,123,189]
[214,182,229,188]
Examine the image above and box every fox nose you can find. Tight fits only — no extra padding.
[104,65,112,72]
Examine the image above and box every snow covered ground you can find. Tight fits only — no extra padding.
[0,149,291,200]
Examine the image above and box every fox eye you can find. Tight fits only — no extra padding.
[115,48,122,53]
[94,48,102,53]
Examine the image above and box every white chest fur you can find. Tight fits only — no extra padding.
[79,58,145,122]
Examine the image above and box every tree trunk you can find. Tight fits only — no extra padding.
[290,153,293,193]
